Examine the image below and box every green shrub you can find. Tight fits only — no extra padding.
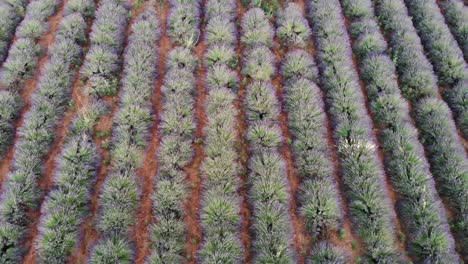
[241,8,274,47]
[281,50,318,82]
[90,236,133,264]
[64,0,95,17]
[168,4,200,48]
[277,3,311,48]
[0,2,22,63]
[244,81,279,122]
[56,13,87,44]
[309,242,347,263]
[205,16,236,46]
[166,47,198,72]
[206,0,236,21]
[206,64,238,90]
[242,46,275,81]
[0,38,39,89]
[0,91,21,158]
[205,44,237,68]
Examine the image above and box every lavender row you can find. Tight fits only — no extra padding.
[198,0,243,262]
[147,1,200,262]
[403,0,468,139]
[374,0,468,253]
[0,0,26,63]
[0,7,90,262]
[0,0,68,159]
[438,0,468,61]
[277,3,347,262]
[147,48,197,264]
[241,7,294,263]
[88,10,160,263]
[341,0,458,261]
[167,0,200,48]
[80,0,129,98]
[307,0,401,261]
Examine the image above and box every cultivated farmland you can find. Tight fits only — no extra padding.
[0,0,466,263]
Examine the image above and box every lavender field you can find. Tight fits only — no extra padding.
[0,0,466,263]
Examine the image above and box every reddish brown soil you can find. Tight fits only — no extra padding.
[0,146,15,188]
[235,2,252,263]
[133,3,172,263]
[295,0,305,12]
[184,6,207,261]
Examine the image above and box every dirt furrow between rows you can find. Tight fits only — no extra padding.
[185,2,207,262]
[235,2,252,262]
[133,2,172,263]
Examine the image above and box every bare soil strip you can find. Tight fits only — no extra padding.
[133,3,172,263]
[184,3,207,261]
[235,2,252,262]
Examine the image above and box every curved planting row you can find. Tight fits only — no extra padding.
[241,7,294,262]
[147,0,200,262]
[0,3,91,262]
[277,3,347,262]
[0,0,26,63]
[86,10,160,263]
[341,0,458,261]
[374,0,468,253]
[0,0,66,159]
[307,0,401,261]
[403,0,468,139]
[198,0,243,262]
[438,0,468,61]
